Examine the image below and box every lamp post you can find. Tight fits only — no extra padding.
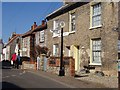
[59,21,65,76]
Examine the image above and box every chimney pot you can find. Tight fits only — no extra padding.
[34,22,36,25]
[42,20,45,25]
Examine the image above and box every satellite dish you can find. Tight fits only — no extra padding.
[60,21,65,28]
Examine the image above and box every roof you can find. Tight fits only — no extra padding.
[46,2,88,20]
[22,23,47,38]
[6,34,21,47]
[22,29,33,38]
[32,23,47,33]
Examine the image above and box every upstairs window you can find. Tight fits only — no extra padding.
[40,30,45,42]
[71,13,76,32]
[118,40,120,52]
[91,3,101,27]
[53,19,60,37]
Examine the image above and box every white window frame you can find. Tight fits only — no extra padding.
[69,12,76,33]
[71,13,76,32]
[53,19,60,37]
[90,3,102,29]
[35,32,40,44]
[53,44,59,56]
[118,40,120,53]
[90,39,102,65]
[40,30,45,42]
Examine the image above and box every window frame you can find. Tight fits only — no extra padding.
[53,44,59,56]
[90,3,102,29]
[71,12,76,32]
[90,39,102,65]
[53,19,60,37]
[40,30,45,43]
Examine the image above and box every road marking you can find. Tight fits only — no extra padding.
[2,70,26,79]
[2,76,10,78]
[19,73,23,75]
[6,76,10,78]
[11,75,16,77]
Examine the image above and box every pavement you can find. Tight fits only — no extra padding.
[26,69,115,88]
[76,73,118,88]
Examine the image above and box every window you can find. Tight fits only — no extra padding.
[118,40,120,59]
[92,39,101,64]
[53,44,59,56]
[36,32,40,44]
[53,19,60,37]
[71,13,76,31]
[118,40,120,52]
[91,3,101,27]
[40,30,45,42]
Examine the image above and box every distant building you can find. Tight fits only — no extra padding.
[5,32,21,60]
[0,39,4,61]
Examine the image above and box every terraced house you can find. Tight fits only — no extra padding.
[45,2,120,76]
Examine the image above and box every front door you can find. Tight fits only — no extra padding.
[71,45,80,72]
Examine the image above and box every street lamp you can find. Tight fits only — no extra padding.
[59,21,65,76]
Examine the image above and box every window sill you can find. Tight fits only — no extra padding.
[69,31,76,34]
[89,63,102,66]
[89,25,102,30]
[52,35,59,38]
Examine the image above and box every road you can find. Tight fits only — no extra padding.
[1,60,106,89]
[2,68,71,89]
[2,60,70,89]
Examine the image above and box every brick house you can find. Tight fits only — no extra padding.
[22,22,37,61]
[5,32,21,60]
[45,2,120,76]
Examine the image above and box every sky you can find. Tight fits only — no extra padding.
[2,2,63,43]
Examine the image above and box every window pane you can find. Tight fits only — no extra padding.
[92,3,101,27]
[92,39,101,63]
[71,13,76,31]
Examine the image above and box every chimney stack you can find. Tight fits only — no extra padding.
[31,26,33,30]
[31,22,37,30]
[42,20,46,25]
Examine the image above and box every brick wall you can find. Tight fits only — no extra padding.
[47,56,75,76]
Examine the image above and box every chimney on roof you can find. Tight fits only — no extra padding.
[32,22,37,30]
[12,32,16,38]
[31,26,33,30]
[42,20,46,25]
